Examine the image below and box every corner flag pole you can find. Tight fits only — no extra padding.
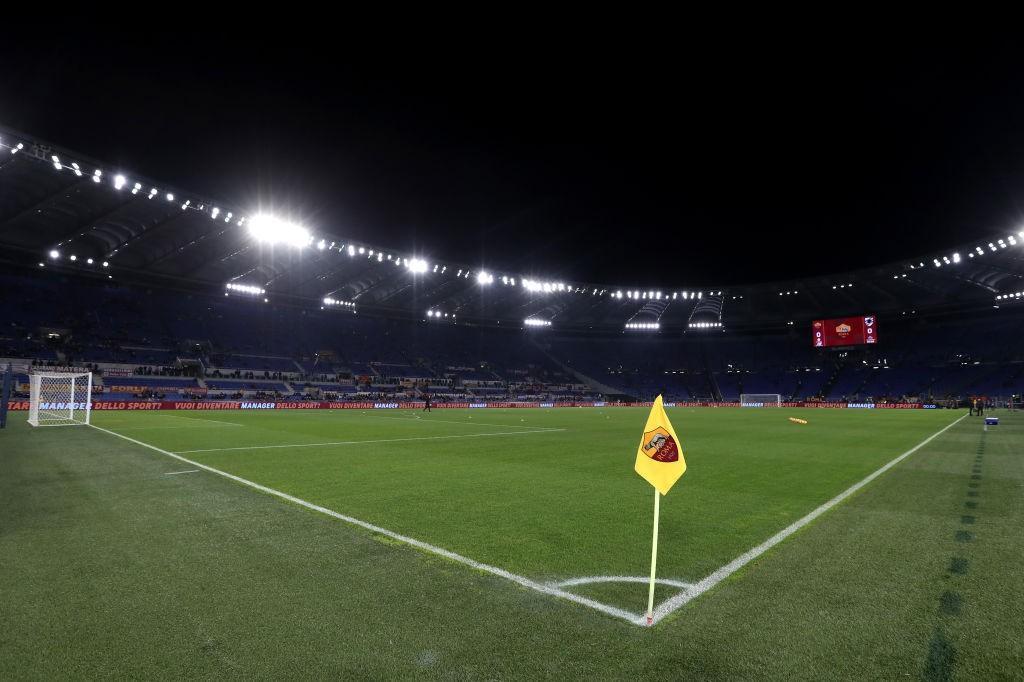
[646,487,660,626]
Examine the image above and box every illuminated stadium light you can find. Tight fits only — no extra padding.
[224,211,233,223]
[131,182,142,195]
[51,155,62,170]
[625,322,660,330]
[114,174,127,190]
[688,321,722,329]
[211,207,221,220]
[524,318,552,327]
[247,214,312,248]
[86,258,93,264]
[476,270,494,285]
[317,239,326,250]
[91,169,102,183]
[71,162,83,177]
[359,247,366,254]
[69,255,77,261]
[147,187,158,199]
[49,250,59,259]
[226,282,266,296]
[323,297,356,308]
[181,199,190,210]
[348,245,356,256]
[407,258,429,274]
[953,252,961,263]
[11,142,23,154]
[102,261,109,267]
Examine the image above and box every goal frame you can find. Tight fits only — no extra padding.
[740,393,782,407]
[28,371,93,427]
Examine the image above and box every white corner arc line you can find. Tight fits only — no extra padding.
[553,575,693,590]
[648,412,969,625]
[175,429,566,454]
[88,424,644,626]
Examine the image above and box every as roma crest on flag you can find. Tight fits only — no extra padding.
[634,395,687,495]
[641,427,679,462]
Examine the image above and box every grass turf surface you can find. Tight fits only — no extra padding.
[2,407,1021,678]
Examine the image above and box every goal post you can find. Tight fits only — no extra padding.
[28,371,93,427]
[740,393,782,407]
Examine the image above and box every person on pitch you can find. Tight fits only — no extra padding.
[423,392,431,412]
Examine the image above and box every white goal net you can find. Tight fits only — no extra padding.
[740,393,782,407]
[28,371,93,427]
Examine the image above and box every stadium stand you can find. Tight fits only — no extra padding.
[0,127,1022,407]
[1,266,1021,405]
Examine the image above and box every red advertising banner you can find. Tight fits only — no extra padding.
[812,315,878,347]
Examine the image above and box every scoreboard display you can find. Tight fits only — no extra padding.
[812,315,878,348]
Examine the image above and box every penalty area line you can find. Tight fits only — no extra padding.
[87,424,644,626]
[648,412,970,626]
[175,429,566,454]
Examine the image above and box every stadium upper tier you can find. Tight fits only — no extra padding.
[3,124,1024,333]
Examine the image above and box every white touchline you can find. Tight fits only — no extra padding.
[164,469,200,475]
[647,412,969,625]
[88,412,966,628]
[88,424,645,626]
[174,429,567,454]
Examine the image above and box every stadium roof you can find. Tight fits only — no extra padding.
[3,123,1023,333]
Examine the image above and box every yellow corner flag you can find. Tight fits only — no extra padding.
[634,395,687,495]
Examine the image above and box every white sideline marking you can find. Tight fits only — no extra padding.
[88,424,644,625]
[647,412,969,625]
[164,469,200,476]
[175,429,566,454]
[88,412,966,628]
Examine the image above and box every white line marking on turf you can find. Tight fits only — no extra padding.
[362,413,564,431]
[87,412,966,628]
[553,576,694,590]
[647,412,969,625]
[88,424,645,625]
[174,429,567,454]
[164,469,200,475]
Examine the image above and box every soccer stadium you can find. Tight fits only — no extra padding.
[2,45,1023,679]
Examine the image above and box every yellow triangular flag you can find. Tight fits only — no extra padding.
[634,395,686,495]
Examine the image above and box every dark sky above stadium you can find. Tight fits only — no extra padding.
[2,28,1023,287]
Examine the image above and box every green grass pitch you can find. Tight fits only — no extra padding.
[2,406,1021,678]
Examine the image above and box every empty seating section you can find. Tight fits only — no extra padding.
[1,272,1023,402]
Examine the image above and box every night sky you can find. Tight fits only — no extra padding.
[3,31,1024,287]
